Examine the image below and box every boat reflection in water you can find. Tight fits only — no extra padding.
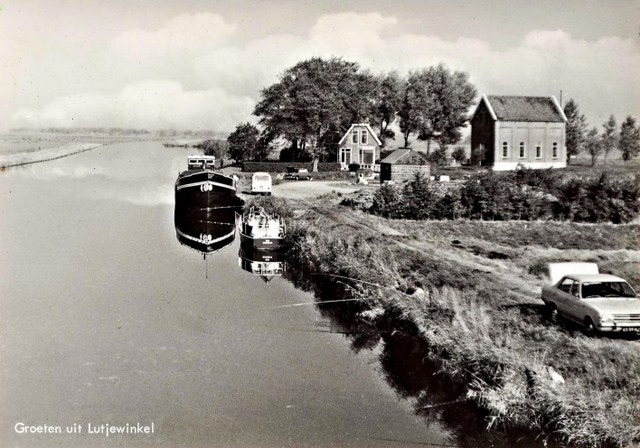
[174,205,238,255]
[238,244,286,283]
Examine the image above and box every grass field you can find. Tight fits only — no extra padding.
[251,193,640,448]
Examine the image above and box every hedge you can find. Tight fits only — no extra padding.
[242,161,342,173]
[361,170,640,224]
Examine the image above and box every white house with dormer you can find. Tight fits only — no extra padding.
[337,123,382,171]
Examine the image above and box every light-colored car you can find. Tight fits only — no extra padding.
[251,172,272,195]
[541,263,640,334]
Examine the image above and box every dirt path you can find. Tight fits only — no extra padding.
[272,180,373,200]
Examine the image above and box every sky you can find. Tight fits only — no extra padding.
[1,0,639,133]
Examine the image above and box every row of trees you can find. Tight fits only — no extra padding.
[226,57,477,163]
[564,100,640,165]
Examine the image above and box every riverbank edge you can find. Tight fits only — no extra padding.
[261,197,639,448]
[0,143,103,169]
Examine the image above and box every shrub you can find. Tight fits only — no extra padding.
[362,169,640,223]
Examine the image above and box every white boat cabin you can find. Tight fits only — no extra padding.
[187,155,216,170]
[243,207,286,239]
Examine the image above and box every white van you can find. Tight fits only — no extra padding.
[251,172,272,195]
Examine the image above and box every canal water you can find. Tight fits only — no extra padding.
[0,142,457,448]
[1,141,551,448]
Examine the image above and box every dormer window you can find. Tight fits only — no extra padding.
[361,130,368,145]
[351,131,358,144]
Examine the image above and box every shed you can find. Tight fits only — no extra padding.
[379,149,431,183]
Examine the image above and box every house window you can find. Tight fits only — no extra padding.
[361,130,368,145]
[552,142,559,159]
[351,131,358,144]
[341,149,351,164]
[535,143,542,159]
[519,142,526,158]
[502,141,509,158]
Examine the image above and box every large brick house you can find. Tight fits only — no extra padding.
[337,123,382,171]
[471,95,567,170]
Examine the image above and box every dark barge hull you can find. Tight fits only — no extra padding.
[175,169,238,208]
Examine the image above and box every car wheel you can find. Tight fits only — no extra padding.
[583,317,597,336]
[546,303,558,322]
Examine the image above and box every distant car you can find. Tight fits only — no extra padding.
[283,167,311,181]
[541,263,640,334]
[251,172,272,195]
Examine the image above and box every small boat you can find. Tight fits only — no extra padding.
[175,155,239,208]
[238,244,285,283]
[239,206,286,251]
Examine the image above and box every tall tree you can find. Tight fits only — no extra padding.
[398,76,424,148]
[200,139,228,160]
[371,72,402,147]
[585,127,603,167]
[400,64,476,154]
[601,115,618,159]
[563,99,587,163]
[253,57,377,162]
[227,122,259,162]
[619,116,640,161]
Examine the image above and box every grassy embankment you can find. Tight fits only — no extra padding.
[252,193,640,448]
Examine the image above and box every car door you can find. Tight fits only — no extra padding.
[552,277,576,319]
[562,280,584,322]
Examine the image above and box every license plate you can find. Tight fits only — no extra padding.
[621,327,639,332]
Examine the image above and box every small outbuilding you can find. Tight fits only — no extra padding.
[379,149,431,183]
[471,95,567,171]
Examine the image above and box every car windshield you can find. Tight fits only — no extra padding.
[255,175,270,181]
[581,281,637,299]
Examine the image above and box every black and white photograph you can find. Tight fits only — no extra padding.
[1,1,639,447]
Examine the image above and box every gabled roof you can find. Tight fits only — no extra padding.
[474,95,567,123]
[380,148,429,164]
[338,123,383,146]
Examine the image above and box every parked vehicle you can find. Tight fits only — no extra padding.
[541,263,640,334]
[283,167,311,180]
[251,172,272,195]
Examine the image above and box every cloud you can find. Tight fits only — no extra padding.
[9,12,640,132]
[13,80,255,131]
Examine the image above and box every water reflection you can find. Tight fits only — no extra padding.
[284,272,556,448]
[237,245,286,282]
[174,206,237,255]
